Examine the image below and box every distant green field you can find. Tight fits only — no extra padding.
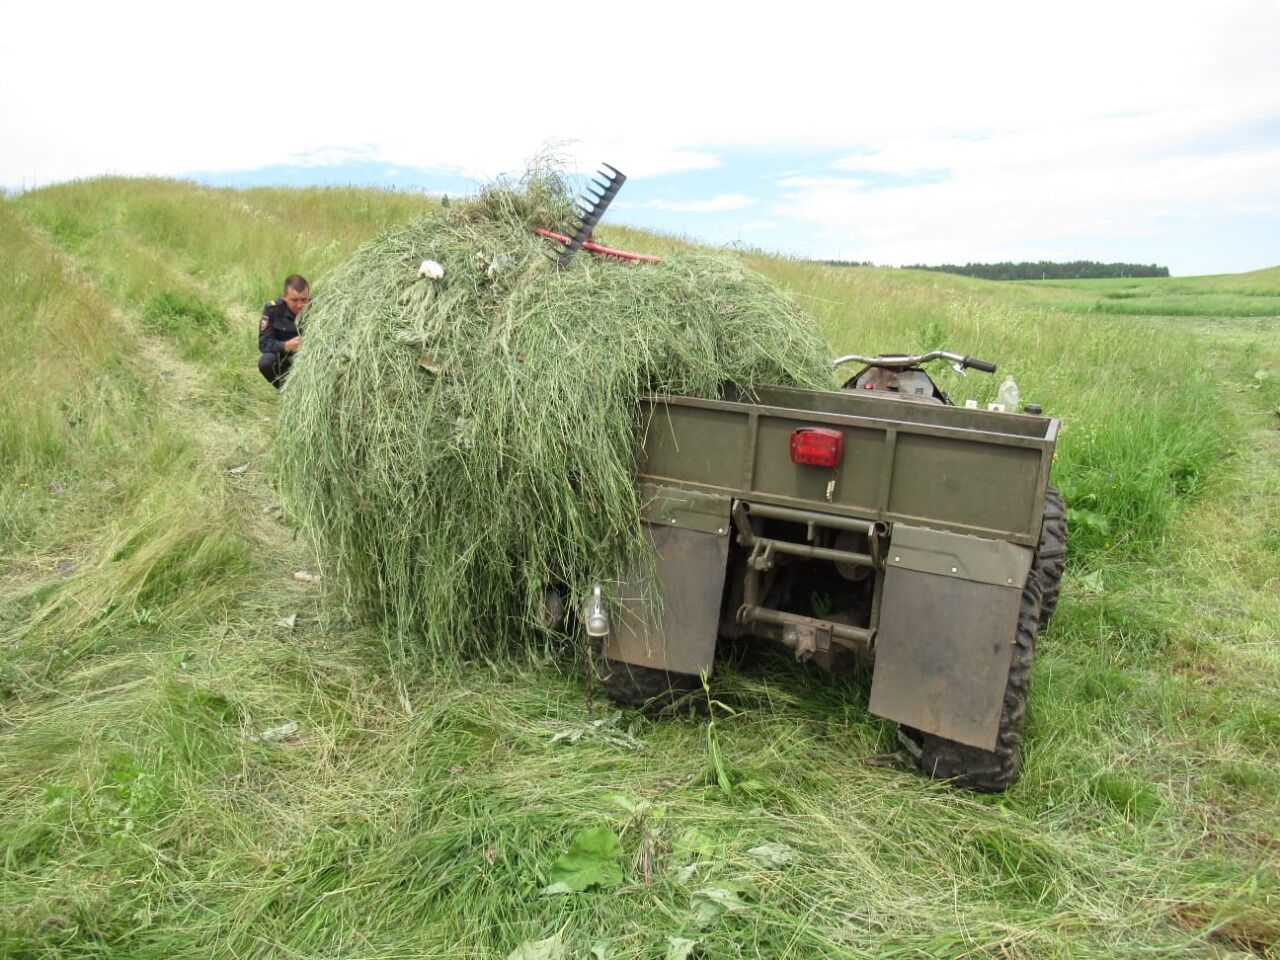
[1,179,1277,959]
[1017,270,1280,317]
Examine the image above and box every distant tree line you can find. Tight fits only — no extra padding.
[900,260,1170,280]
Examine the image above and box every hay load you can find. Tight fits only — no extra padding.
[274,170,833,658]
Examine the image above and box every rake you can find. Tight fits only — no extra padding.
[541,163,657,266]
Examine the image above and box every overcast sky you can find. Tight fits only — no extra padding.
[3,1,1279,275]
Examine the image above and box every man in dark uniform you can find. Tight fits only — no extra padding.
[258,275,310,388]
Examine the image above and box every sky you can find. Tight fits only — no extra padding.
[3,1,1279,275]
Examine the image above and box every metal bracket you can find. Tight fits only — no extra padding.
[783,620,832,662]
[731,500,755,547]
[748,539,775,571]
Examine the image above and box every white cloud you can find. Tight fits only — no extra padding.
[555,143,721,180]
[2,0,1278,271]
[645,194,757,213]
[776,177,870,191]
[4,0,1277,187]
[774,109,1280,265]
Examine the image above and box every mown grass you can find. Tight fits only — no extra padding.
[1,180,1277,959]
[14,179,438,419]
[0,199,145,558]
[1020,268,1280,318]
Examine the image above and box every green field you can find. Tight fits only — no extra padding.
[1,179,1278,959]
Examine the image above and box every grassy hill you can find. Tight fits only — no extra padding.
[1,179,1278,959]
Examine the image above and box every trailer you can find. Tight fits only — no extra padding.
[595,353,1067,791]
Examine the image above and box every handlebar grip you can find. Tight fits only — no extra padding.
[963,356,998,373]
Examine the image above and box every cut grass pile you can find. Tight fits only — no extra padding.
[274,173,833,655]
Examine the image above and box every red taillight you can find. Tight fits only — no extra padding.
[790,427,843,467]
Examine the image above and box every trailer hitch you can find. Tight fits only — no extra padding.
[736,604,871,660]
[730,500,882,661]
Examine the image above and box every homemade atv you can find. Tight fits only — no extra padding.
[593,349,1067,792]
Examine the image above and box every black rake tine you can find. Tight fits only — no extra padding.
[558,162,628,269]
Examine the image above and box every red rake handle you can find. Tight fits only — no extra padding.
[533,227,660,263]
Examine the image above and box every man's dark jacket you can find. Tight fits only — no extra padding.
[259,299,300,355]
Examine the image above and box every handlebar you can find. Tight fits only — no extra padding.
[831,350,997,374]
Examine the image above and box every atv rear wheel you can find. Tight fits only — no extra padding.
[595,656,701,712]
[1036,486,1068,630]
[916,570,1042,792]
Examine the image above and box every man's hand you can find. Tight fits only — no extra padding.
[284,336,302,353]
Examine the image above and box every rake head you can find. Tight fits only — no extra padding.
[556,163,627,269]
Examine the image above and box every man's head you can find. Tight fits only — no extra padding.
[283,275,310,315]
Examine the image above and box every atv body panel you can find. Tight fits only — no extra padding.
[613,384,1059,752]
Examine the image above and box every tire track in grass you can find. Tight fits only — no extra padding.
[19,214,309,563]
[6,217,327,710]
